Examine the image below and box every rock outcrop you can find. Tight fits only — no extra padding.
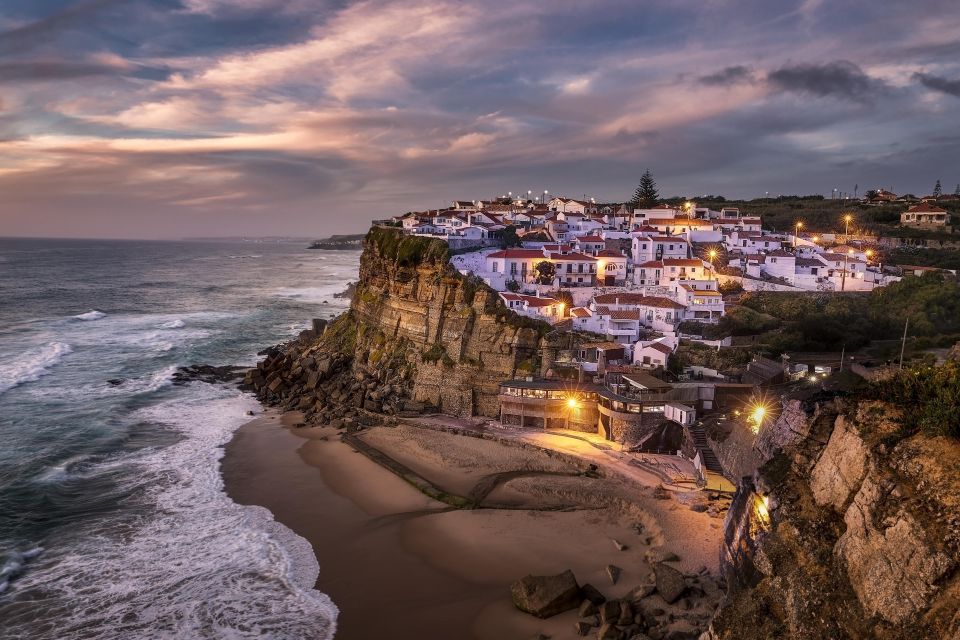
[510,570,582,618]
[246,227,570,421]
[708,400,960,640]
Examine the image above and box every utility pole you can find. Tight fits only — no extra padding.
[899,317,909,370]
[839,344,845,371]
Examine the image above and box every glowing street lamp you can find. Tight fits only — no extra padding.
[566,397,578,409]
[794,221,804,247]
[751,405,766,424]
[843,213,853,240]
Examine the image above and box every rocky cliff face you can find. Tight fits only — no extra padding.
[246,227,566,421]
[708,399,960,640]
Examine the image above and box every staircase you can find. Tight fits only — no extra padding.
[687,423,724,474]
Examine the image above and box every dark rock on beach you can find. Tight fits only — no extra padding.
[510,570,582,618]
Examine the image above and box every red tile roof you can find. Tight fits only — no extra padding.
[593,293,686,309]
[549,252,597,262]
[907,202,948,213]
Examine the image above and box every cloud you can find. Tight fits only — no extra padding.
[913,72,960,97]
[0,0,125,55]
[767,60,886,101]
[698,66,753,86]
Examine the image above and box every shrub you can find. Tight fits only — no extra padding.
[869,360,960,439]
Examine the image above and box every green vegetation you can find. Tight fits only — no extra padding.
[500,225,522,248]
[421,343,447,363]
[631,169,659,209]
[869,360,960,439]
[366,226,449,267]
[702,272,960,353]
[321,312,359,355]
[886,247,960,270]
[505,279,521,293]
[533,260,556,285]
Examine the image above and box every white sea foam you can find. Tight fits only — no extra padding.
[272,286,342,304]
[73,310,106,321]
[158,318,186,329]
[0,342,72,395]
[1,385,338,639]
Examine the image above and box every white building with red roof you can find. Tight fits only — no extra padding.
[901,202,951,228]
[631,234,690,265]
[498,292,565,322]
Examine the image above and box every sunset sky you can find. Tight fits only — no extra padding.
[1,0,959,238]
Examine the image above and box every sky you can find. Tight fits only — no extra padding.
[1,0,959,239]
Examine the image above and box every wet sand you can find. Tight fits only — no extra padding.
[222,413,719,639]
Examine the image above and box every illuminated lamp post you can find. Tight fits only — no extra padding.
[843,213,853,242]
[794,221,804,248]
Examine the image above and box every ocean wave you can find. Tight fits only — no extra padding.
[158,319,185,329]
[0,342,72,395]
[272,286,343,304]
[73,310,106,321]
[0,386,338,639]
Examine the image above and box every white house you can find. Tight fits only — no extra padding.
[635,258,711,286]
[633,340,673,369]
[595,249,628,285]
[551,252,598,286]
[485,248,550,284]
[631,234,690,264]
[498,293,565,322]
[901,202,950,228]
[676,286,724,323]
[573,234,606,255]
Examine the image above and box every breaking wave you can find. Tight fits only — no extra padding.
[73,310,106,321]
[0,342,73,395]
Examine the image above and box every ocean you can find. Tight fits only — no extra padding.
[0,237,358,639]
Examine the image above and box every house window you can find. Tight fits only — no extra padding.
[492,262,498,273]
[510,263,517,274]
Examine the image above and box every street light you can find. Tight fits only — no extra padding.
[843,214,853,241]
[794,221,804,248]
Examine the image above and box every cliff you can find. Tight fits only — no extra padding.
[707,398,960,640]
[246,226,568,421]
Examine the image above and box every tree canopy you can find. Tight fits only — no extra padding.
[500,225,522,248]
[631,170,659,209]
[933,179,943,197]
[533,260,556,285]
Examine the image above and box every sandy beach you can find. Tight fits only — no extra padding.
[222,413,723,639]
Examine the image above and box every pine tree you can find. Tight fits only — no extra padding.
[954,183,959,196]
[933,179,942,197]
[631,170,660,209]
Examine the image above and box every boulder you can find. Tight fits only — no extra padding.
[625,583,656,604]
[510,570,581,618]
[599,600,620,624]
[612,538,628,551]
[578,599,598,617]
[654,563,687,604]
[596,622,619,639]
[606,564,622,585]
[574,620,592,636]
[580,583,606,605]
[618,600,634,625]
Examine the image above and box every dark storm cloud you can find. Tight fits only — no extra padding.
[698,66,753,86]
[766,60,887,101]
[913,72,960,97]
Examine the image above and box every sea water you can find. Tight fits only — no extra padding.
[0,238,358,639]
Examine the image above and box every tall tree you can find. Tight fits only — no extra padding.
[933,179,942,197]
[631,169,660,209]
[954,183,959,196]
